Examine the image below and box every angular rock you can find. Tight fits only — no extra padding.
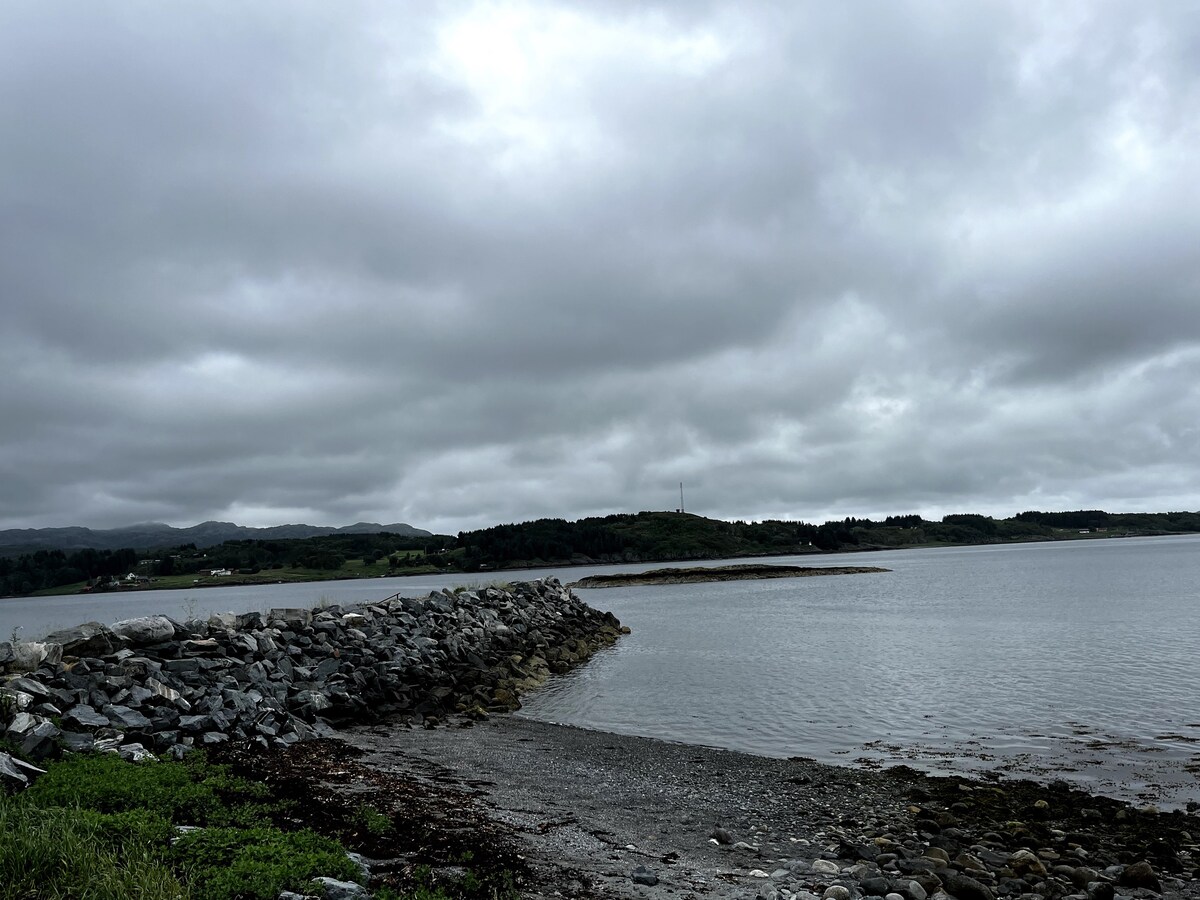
[178,714,214,733]
[182,638,222,656]
[6,641,62,673]
[117,742,155,762]
[145,677,188,708]
[5,676,53,699]
[207,612,239,630]
[94,735,125,753]
[0,751,45,787]
[5,710,41,737]
[20,721,60,760]
[110,616,176,646]
[314,658,340,679]
[43,622,117,658]
[59,730,95,752]
[103,704,153,730]
[63,704,111,729]
[269,608,313,628]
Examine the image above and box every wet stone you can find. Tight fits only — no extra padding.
[631,865,659,886]
[942,872,995,900]
[1116,861,1160,892]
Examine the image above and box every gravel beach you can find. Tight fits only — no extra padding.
[336,715,1200,900]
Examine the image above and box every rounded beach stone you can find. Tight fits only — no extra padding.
[631,865,659,886]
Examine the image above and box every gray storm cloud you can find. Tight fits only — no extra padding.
[2,1,1199,532]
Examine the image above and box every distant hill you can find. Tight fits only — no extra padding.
[0,520,431,555]
[454,508,1200,570]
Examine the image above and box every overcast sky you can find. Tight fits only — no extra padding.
[3,2,1199,534]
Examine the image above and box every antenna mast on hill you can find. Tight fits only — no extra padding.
[678,482,685,514]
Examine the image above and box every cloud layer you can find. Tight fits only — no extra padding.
[3,1,1199,532]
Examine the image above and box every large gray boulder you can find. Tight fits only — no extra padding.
[110,616,176,646]
[4,641,63,673]
[43,622,118,658]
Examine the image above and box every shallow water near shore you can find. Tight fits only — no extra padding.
[516,534,1200,809]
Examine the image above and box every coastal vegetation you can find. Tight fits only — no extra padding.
[5,508,1200,597]
[0,748,518,900]
[0,751,357,900]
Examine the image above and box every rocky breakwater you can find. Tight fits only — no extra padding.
[0,578,624,786]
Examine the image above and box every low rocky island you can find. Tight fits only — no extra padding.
[570,562,890,588]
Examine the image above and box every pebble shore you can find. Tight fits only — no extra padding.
[345,716,1200,900]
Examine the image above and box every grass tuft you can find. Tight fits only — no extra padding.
[0,802,187,900]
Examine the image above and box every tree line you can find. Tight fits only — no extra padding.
[0,547,139,598]
[6,508,1200,597]
[452,508,1200,570]
[0,532,453,598]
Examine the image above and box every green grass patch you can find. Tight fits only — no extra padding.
[170,825,359,900]
[21,752,278,827]
[3,752,366,900]
[0,803,186,900]
[354,803,393,837]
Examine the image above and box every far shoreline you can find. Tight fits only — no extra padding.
[14,529,1188,600]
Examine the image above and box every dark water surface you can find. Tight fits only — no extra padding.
[4,535,1198,806]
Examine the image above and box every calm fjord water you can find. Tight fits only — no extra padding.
[519,535,1200,807]
[3,535,1197,805]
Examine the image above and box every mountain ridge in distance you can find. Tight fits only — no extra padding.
[0,520,434,554]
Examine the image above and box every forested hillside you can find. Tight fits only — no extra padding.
[453,509,1200,570]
